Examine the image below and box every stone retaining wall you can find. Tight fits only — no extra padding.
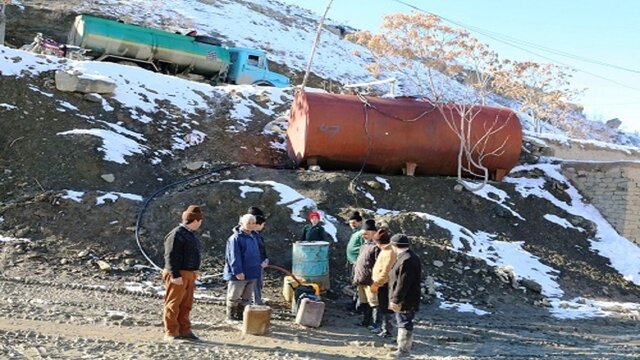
[562,162,640,246]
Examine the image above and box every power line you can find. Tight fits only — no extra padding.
[388,0,640,92]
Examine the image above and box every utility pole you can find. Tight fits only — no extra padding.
[300,0,334,90]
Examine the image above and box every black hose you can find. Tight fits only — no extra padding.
[134,163,248,270]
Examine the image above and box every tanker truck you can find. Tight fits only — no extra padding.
[67,15,289,87]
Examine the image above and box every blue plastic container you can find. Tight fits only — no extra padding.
[292,241,330,291]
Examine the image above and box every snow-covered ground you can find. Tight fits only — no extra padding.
[222,179,339,242]
[0,45,293,164]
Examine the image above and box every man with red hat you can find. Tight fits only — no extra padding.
[301,210,328,242]
[162,205,204,342]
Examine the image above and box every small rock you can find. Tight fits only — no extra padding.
[60,258,69,265]
[83,93,103,103]
[365,180,383,190]
[185,161,206,171]
[453,184,464,192]
[520,279,543,294]
[124,259,135,266]
[101,174,115,183]
[108,313,124,321]
[433,260,444,268]
[96,260,112,272]
[77,250,89,258]
[308,165,321,172]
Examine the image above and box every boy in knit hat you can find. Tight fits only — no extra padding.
[162,205,204,342]
[301,211,328,242]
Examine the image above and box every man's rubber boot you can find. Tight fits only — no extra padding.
[387,328,412,358]
[357,303,372,327]
[236,304,246,321]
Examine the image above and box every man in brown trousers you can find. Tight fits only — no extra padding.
[163,205,203,342]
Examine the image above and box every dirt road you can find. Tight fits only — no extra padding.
[1,276,638,359]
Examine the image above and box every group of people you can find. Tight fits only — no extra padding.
[161,205,422,358]
[346,211,423,357]
[161,205,268,342]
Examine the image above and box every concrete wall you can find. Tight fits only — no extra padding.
[525,135,640,162]
[562,162,640,246]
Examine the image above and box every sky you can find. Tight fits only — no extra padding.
[280,0,640,132]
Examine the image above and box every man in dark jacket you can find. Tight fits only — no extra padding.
[248,206,269,305]
[163,205,203,342]
[388,234,422,357]
[224,214,262,322]
[352,219,380,327]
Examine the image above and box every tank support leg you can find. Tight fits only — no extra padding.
[403,162,417,176]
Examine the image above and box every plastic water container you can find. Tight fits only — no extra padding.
[292,241,330,291]
[242,305,271,335]
[295,298,325,328]
[282,275,321,303]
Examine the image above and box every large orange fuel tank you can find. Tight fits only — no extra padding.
[287,92,522,180]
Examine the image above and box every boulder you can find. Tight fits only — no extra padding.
[55,70,116,94]
[606,118,622,129]
[520,278,543,294]
[96,260,112,272]
[101,174,115,183]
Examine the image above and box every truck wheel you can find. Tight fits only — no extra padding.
[253,81,274,87]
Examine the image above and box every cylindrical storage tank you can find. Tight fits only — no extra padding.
[287,92,522,180]
[68,15,230,78]
[292,241,330,291]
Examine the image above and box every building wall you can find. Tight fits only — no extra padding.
[561,162,640,246]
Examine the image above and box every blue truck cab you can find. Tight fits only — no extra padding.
[226,47,290,88]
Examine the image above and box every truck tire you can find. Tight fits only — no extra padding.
[194,36,221,46]
[253,81,274,87]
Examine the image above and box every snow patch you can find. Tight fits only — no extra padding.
[62,190,85,203]
[549,297,640,319]
[544,214,585,232]
[375,176,391,190]
[238,185,264,198]
[57,128,148,164]
[222,179,338,242]
[462,181,524,221]
[506,164,640,285]
[96,192,144,205]
[414,212,563,298]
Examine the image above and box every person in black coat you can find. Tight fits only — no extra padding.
[351,219,380,327]
[248,206,269,305]
[162,205,204,342]
[388,234,422,357]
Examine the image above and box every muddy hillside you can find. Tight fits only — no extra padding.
[1,1,640,359]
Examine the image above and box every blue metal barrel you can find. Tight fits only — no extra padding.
[292,241,330,291]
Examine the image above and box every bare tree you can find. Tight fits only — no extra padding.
[350,12,511,190]
[492,60,580,133]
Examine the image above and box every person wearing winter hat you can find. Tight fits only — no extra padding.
[301,211,328,242]
[352,219,380,327]
[224,213,262,322]
[370,229,397,337]
[346,211,364,266]
[162,205,204,342]
[387,234,422,358]
[247,206,269,305]
[344,210,364,310]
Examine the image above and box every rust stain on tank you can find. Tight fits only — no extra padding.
[287,92,523,180]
